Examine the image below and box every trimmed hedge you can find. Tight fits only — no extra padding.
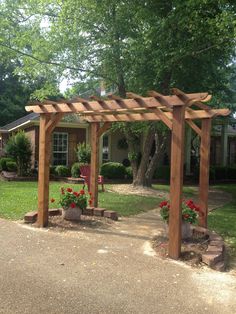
[193,165,236,181]
[55,165,70,177]
[0,157,15,171]
[6,161,17,172]
[100,162,126,179]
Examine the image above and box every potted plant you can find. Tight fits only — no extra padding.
[51,187,93,221]
[159,199,202,239]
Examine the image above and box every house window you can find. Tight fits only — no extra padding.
[53,132,68,166]
[102,135,109,161]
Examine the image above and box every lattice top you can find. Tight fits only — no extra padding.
[25,88,230,128]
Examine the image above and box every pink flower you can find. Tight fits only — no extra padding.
[70,202,76,208]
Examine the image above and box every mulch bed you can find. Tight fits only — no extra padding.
[39,215,115,233]
[152,233,209,268]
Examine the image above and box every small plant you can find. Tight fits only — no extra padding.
[51,187,93,210]
[6,161,17,172]
[0,157,15,171]
[76,143,91,163]
[55,165,70,177]
[159,199,202,224]
[4,131,32,176]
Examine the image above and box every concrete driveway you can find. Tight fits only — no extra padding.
[0,210,236,314]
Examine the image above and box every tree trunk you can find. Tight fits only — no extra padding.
[143,132,167,187]
[132,128,154,186]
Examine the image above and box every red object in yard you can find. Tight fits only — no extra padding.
[80,165,105,192]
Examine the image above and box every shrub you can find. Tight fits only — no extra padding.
[5,131,32,176]
[125,166,133,179]
[154,166,170,181]
[55,165,70,177]
[50,165,57,175]
[71,162,88,178]
[76,143,91,163]
[0,157,15,171]
[100,162,126,179]
[6,161,17,172]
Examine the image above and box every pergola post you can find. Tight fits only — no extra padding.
[168,106,185,259]
[37,114,51,227]
[199,118,212,227]
[90,122,100,207]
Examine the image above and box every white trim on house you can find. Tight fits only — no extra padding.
[52,132,69,166]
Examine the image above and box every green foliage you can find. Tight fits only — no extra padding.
[55,165,70,177]
[6,161,17,172]
[76,143,91,163]
[59,187,89,210]
[125,166,133,179]
[100,162,126,179]
[5,131,32,176]
[0,157,15,171]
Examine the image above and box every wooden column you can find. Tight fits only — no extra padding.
[37,114,51,227]
[168,105,185,259]
[199,118,211,227]
[90,122,100,207]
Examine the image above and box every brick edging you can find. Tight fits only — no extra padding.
[192,226,226,272]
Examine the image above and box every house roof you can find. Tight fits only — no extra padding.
[0,112,87,133]
[1,113,39,131]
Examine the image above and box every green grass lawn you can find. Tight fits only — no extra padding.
[0,181,160,220]
[208,184,236,260]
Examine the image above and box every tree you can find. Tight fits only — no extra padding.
[0,0,235,186]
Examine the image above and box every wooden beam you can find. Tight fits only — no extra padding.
[186,120,202,137]
[168,105,185,259]
[37,114,51,227]
[172,88,212,109]
[83,109,230,123]
[90,123,100,207]
[98,122,112,137]
[45,113,64,133]
[199,118,212,227]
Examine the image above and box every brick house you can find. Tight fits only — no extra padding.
[0,113,129,168]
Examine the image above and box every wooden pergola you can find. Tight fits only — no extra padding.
[25,88,230,259]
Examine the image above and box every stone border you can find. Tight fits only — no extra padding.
[192,226,226,272]
[24,207,118,223]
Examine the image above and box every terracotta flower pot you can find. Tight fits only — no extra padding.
[62,207,82,221]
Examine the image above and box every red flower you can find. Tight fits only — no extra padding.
[89,199,92,206]
[73,192,79,196]
[183,214,189,219]
[67,188,73,193]
[80,190,85,195]
[50,198,55,203]
[89,192,92,196]
[70,202,76,208]
[160,201,168,208]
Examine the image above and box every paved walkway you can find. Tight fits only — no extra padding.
[0,204,236,314]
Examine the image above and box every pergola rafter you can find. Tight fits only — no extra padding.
[25,88,230,260]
